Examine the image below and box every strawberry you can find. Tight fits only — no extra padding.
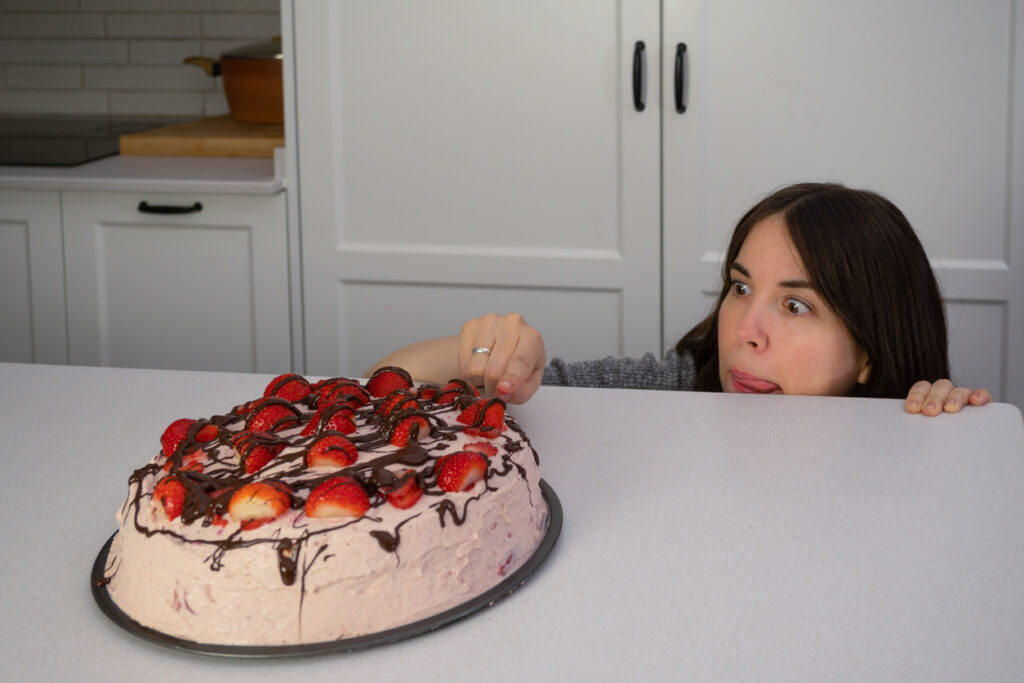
[436,451,488,492]
[195,422,219,443]
[307,433,358,468]
[263,373,311,402]
[416,384,440,401]
[457,398,506,438]
[154,475,187,520]
[366,366,413,398]
[301,403,356,437]
[388,414,430,447]
[228,481,291,529]
[246,398,302,433]
[160,418,195,456]
[436,379,480,404]
[162,448,205,472]
[305,476,370,518]
[232,431,284,474]
[318,382,370,409]
[464,441,498,458]
[375,390,419,417]
[385,469,423,509]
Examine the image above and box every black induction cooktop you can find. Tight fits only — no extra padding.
[0,116,189,167]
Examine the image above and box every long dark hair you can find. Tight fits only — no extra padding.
[676,183,950,398]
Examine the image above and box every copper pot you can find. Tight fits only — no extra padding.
[185,39,283,124]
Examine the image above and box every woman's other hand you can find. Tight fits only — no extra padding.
[458,313,546,404]
[905,379,993,416]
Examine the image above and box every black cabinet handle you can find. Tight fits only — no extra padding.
[674,43,688,113]
[137,201,203,214]
[632,41,646,112]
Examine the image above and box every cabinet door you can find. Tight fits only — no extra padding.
[663,0,1022,404]
[292,0,661,377]
[0,190,67,364]
[62,191,290,373]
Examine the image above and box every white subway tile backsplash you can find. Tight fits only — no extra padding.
[84,65,213,91]
[0,13,106,38]
[0,39,129,64]
[6,64,81,88]
[129,40,202,65]
[109,90,204,117]
[0,89,109,115]
[106,14,203,39]
[202,12,279,39]
[0,3,279,116]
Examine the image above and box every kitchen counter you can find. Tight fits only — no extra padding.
[0,147,284,194]
[2,362,1022,681]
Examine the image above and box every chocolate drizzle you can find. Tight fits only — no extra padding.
[113,374,542,587]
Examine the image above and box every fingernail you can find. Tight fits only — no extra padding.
[907,399,919,410]
[925,402,936,412]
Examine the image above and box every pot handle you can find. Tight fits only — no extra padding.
[183,57,221,77]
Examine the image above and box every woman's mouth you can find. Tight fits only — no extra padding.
[729,370,782,394]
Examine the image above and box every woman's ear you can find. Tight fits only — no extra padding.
[857,353,871,385]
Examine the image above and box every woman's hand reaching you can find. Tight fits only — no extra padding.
[905,379,993,416]
[457,313,546,404]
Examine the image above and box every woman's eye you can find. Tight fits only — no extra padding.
[731,281,750,296]
[784,298,811,315]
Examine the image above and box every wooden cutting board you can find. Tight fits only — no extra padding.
[119,115,284,158]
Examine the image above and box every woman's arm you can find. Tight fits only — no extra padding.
[904,379,993,415]
[366,313,547,404]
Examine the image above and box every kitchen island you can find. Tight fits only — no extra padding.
[2,362,1022,681]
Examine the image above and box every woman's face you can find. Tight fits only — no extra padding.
[717,214,870,396]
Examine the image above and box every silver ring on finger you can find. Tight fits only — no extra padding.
[471,346,492,355]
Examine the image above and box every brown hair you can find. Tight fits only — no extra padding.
[676,182,950,398]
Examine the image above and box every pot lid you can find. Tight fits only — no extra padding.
[224,39,282,59]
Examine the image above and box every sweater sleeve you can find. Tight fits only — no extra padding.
[541,349,696,391]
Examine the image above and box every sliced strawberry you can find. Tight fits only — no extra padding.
[263,373,312,402]
[416,384,440,401]
[318,381,370,409]
[436,451,488,492]
[457,398,506,438]
[162,447,206,472]
[228,481,291,529]
[388,414,430,447]
[375,390,419,417]
[307,433,358,468]
[305,476,370,518]
[301,403,356,437]
[366,366,413,398]
[154,475,187,520]
[436,379,480,404]
[160,418,195,456]
[464,441,498,458]
[246,398,302,433]
[385,469,423,509]
[195,422,219,443]
[232,431,284,474]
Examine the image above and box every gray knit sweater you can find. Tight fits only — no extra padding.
[541,349,697,391]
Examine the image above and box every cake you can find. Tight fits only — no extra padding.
[100,367,549,646]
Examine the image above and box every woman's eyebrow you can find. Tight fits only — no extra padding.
[730,261,815,290]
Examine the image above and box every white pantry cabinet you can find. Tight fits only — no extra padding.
[663,0,1023,405]
[61,191,291,373]
[289,0,662,377]
[0,190,68,364]
[287,0,1023,406]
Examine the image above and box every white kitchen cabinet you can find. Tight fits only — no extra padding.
[663,0,1022,405]
[0,190,68,364]
[289,0,661,377]
[287,1,1022,406]
[61,190,291,373]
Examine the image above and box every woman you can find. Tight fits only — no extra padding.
[370,183,992,415]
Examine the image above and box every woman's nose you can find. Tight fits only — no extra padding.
[735,305,769,349]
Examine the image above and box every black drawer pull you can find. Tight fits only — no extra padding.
[137,201,203,214]
[674,43,688,113]
[632,40,646,112]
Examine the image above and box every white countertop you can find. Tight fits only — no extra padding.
[0,149,284,194]
[2,362,1022,681]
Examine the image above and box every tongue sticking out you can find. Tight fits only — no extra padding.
[731,372,782,394]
